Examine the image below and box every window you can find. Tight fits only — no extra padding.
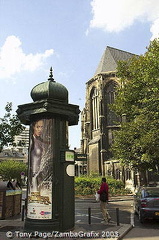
[116,169,121,180]
[91,88,99,130]
[125,168,131,180]
[108,129,113,145]
[107,169,112,176]
[104,81,120,125]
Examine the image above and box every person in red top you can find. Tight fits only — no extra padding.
[98,177,111,223]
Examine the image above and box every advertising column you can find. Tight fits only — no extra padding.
[27,118,53,220]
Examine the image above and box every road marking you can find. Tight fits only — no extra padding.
[130,211,135,227]
[76,220,81,223]
[76,212,102,220]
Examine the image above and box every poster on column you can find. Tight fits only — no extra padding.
[27,119,53,219]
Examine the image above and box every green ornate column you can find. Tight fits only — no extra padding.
[17,68,80,232]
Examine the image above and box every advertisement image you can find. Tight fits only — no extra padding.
[27,119,53,219]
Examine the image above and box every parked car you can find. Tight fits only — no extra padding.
[134,186,159,223]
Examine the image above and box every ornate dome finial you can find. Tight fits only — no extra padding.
[48,67,54,81]
[31,67,68,102]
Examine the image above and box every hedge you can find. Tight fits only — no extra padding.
[75,176,131,196]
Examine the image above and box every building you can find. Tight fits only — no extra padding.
[81,46,138,189]
[74,148,87,176]
[0,127,29,163]
[14,127,29,148]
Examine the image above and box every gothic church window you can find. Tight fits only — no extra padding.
[125,168,131,180]
[115,169,121,180]
[104,81,119,126]
[91,87,99,130]
[107,169,112,176]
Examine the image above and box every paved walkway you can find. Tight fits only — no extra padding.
[0,217,132,240]
[122,226,159,240]
[0,196,133,240]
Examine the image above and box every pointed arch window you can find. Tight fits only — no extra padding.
[91,88,99,130]
[115,169,121,180]
[126,168,131,180]
[104,81,120,126]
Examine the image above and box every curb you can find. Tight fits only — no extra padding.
[75,195,134,202]
[117,224,133,240]
[81,224,133,240]
[72,223,133,240]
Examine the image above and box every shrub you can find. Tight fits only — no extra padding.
[0,160,27,184]
[75,176,131,196]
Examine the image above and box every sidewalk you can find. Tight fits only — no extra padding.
[0,196,133,240]
[0,217,133,240]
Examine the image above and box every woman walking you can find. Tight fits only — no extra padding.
[98,177,111,223]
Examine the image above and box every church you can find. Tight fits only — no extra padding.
[80,46,138,190]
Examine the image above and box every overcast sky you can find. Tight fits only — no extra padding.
[1,0,159,149]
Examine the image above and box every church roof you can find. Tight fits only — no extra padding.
[94,46,136,76]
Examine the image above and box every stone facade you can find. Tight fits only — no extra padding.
[81,46,137,190]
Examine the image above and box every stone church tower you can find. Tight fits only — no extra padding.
[81,46,135,180]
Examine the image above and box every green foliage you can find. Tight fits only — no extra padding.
[0,102,24,152]
[111,39,159,172]
[75,176,131,196]
[0,160,27,183]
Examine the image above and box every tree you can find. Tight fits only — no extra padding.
[0,102,24,152]
[0,160,27,183]
[111,39,159,175]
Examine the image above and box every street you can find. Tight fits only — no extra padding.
[122,199,159,240]
[0,195,132,240]
[122,217,159,240]
[1,193,159,240]
[23,190,131,226]
[75,196,159,240]
[75,196,133,229]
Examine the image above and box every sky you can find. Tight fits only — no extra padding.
[0,0,159,149]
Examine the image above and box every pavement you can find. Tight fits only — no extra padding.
[0,196,133,240]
